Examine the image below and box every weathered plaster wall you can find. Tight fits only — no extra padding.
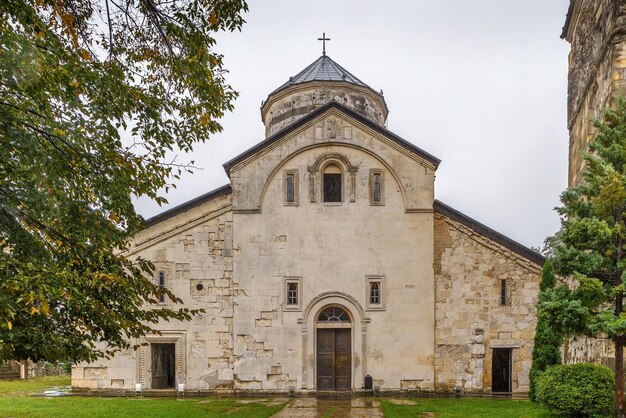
[262,82,387,137]
[565,0,626,185]
[433,213,541,393]
[72,194,235,391]
[565,336,615,368]
[231,128,435,391]
[230,110,435,214]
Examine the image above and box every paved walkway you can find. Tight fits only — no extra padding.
[271,397,384,417]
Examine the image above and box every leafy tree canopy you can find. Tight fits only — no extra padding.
[0,0,248,362]
[544,96,626,415]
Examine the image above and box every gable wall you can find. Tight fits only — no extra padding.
[229,109,435,213]
[434,213,541,393]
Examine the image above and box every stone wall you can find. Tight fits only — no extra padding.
[564,0,626,185]
[565,336,615,368]
[229,110,436,213]
[72,193,235,391]
[433,213,541,393]
[261,82,388,137]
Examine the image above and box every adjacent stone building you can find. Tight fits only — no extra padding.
[562,0,626,186]
[72,53,543,394]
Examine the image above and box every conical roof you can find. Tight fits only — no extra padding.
[268,55,377,97]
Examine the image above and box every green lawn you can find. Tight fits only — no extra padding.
[0,377,556,418]
[0,375,70,396]
[0,397,289,418]
[380,397,552,418]
[0,376,289,417]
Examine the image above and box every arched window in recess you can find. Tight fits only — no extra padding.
[317,306,351,323]
[158,271,166,303]
[323,164,342,202]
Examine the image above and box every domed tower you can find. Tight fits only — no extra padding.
[261,54,389,137]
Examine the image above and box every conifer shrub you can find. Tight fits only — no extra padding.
[529,260,562,401]
[535,363,614,417]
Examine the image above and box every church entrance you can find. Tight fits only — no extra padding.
[491,348,512,392]
[316,306,351,391]
[151,343,176,389]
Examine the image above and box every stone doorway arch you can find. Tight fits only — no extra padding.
[298,292,369,390]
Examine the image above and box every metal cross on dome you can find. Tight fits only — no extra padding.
[318,32,330,55]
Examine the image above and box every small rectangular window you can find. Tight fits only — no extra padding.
[284,277,302,310]
[365,276,385,310]
[373,173,381,202]
[158,271,166,303]
[499,279,507,306]
[286,174,295,203]
[283,170,299,205]
[287,282,298,305]
[369,169,384,205]
[370,282,380,304]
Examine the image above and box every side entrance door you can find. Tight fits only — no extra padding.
[151,343,176,389]
[492,348,512,392]
[317,328,351,390]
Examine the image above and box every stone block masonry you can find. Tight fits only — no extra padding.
[433,213,541,393]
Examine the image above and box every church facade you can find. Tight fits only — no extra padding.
[72,54,543,394]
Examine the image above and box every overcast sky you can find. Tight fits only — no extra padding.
[134,0,571,250]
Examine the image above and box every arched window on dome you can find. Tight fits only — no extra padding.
[323,164,342,202]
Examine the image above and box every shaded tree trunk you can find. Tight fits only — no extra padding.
[617,339,624,418]
[617,274,625,418]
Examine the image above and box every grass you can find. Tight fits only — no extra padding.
[0,376,289,417]
[380,397,552,418]
[0,397,289,418]
[0,375,70,396]
[0,377,556,417]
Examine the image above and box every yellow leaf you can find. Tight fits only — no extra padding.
[209,10,218,26]
[199,113,211,127]
[30,307,38,315]
[42,301,50,316]
[109,213,120,223]
[7,322,12,330]
[79,48,91,61]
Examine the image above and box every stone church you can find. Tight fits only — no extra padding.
[72,51,544,394]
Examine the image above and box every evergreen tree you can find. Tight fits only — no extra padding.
[544,96,626,416]
[529,260,561,401]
